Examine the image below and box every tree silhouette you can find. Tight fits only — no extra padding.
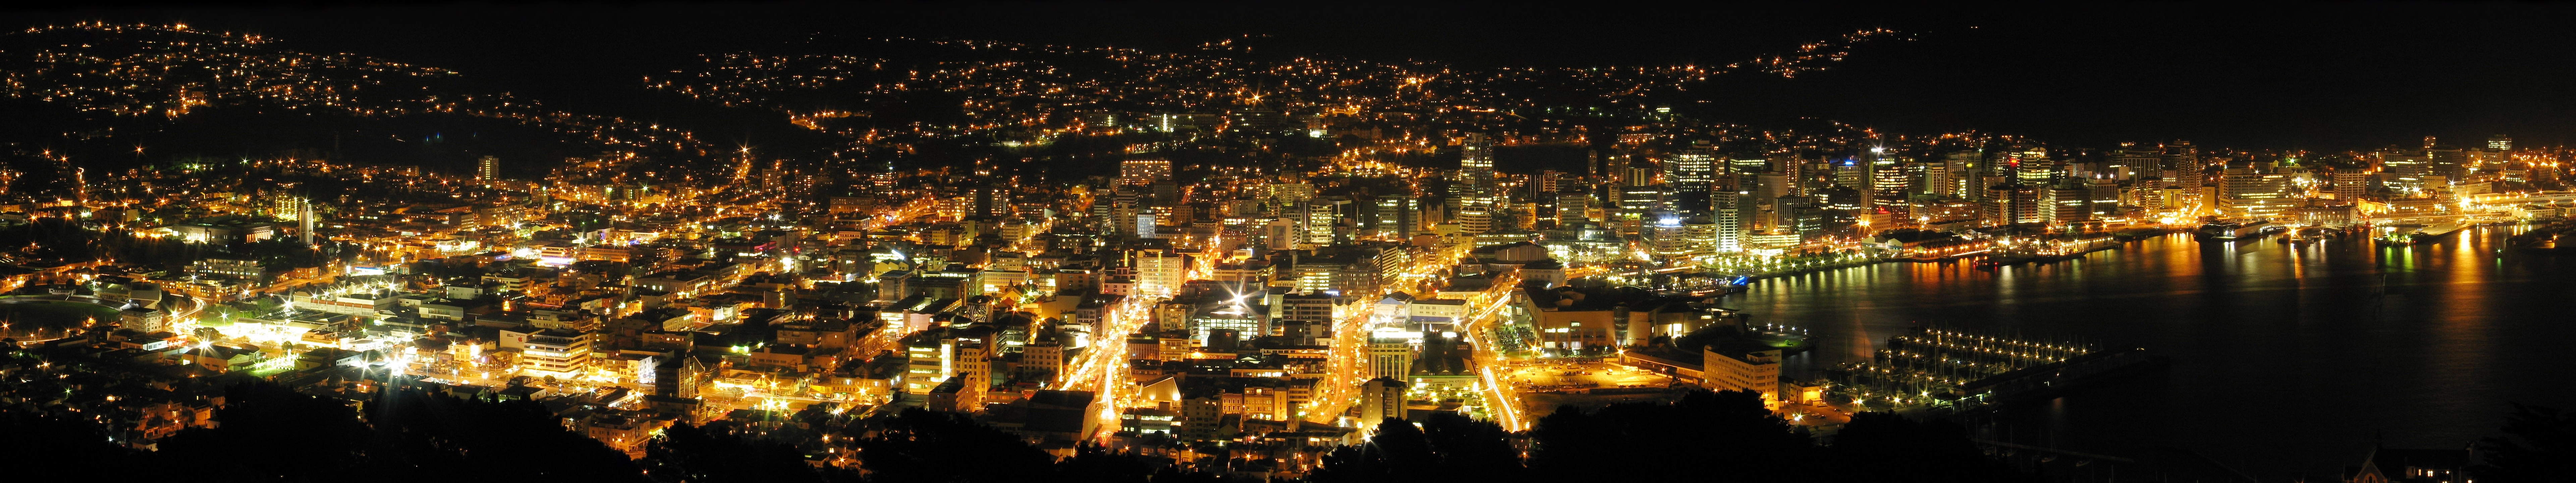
[1828,412,2031,482]
[2474,403,2576,482]
[1529,389,1813,482]
[853,408,1056,482]
[1310,411,1522,482]
[357,386,640,481]
[0,413,145,469]
[152,381,372,480]
[638,421,820,483]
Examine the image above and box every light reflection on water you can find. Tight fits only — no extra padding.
[1727,227,2576,476]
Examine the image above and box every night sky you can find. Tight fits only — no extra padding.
[12,2,2576,150]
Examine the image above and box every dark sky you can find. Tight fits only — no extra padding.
[11,2,2576,151]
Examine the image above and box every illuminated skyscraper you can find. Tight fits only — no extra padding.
[1667,149,1717,218]
[1869,151,1908,211]
[1460,132,1494,171]
[2112,143,2164,178]
[2010,148,2055,183]
[1121,158,1172,186]
[1712,191,1745,252]
[476,155,499,184]
[1983,183,2041,226]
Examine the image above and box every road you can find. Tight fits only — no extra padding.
[1454,273,1526,431]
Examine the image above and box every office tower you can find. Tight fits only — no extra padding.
[1650,215,1692,259]
[1121,158,1172,186]
[1615,160,1663,234]
[2379,148,2429,194]
[1133,248,1186,297]
[1983,183,2040,226]
[2043,181,2089,225]
[1871,154,1908,207]
[1370,337,1413,380]
[1752,173,1787,229]
[2163,141,2200,175]
[1360,377,1408,429]
[1780,157,1805,197]
[1460,132,1494,171]
[2489,135,2514,151]
[1729,158,1768,185]
[2331,171,2369,201]
[2428,146,2468,181]
[1776,195,1821,241]
[1832,159,1865,190]
[2221,165,2293,220]
[1666,150,1717,218]
[1455,204,1492,234]
[2009,148,2055,183]
[1370,196,1416,238]
[1712,191,1745,252]
[1682,218,1718,258]
[2113,143,2164,178]
[1942,151,1981,199]
[1555,193,1594,224]
[1913,162,1947,197]
[2086,177,2121,218]
[1304,202,1337,245]
[476,156,499,183]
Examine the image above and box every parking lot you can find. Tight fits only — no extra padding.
[1503,360,1678,393]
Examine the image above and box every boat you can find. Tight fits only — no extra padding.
[2196,221,2282,241]
[2412,222,2464,242]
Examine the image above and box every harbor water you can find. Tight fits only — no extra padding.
[1728,226,2576,477]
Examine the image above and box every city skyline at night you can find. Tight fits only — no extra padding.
[0,4,2571,483]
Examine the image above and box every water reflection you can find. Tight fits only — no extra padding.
[1727,229,2576,476]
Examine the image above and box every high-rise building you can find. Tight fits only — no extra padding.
[1360,377,1408,430]
[1983,183,2041,226]
[1555,193,1594,224]
[1701,348,1782,405]
[476,156,500,184]
[2163,141,2200,175]
[2009,148,2055,183]
[1777,195,1823,240]
[1370,337,1413,380]
[2086,177,2121,219]
[2488,135,2514,151]
[1454,204,1492,234]
[2331,171,2370,201]
[2043,181,2090,225]
[1667,150,1717,218]
[2221,165,2293,220]
[1832,158,1866,190]
[2378,148,2430,195]
[1650,216,1692,259]
[1870,154,1908,209]
[1615,161,1664,235]
[1120,158,1173,186]
[1729,158,1769,183]
[1712,191,1745,253]
[1941,152,1981,199]
[1132,248,1186,297]
[1460,133,1494,171]
[1533,169,1561,197]
[2429,146,2469,181]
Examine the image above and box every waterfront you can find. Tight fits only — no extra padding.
[1731,225,2576,477]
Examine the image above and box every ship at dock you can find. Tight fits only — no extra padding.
[2376,221,2464,245]
[2195,220,2284,241]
